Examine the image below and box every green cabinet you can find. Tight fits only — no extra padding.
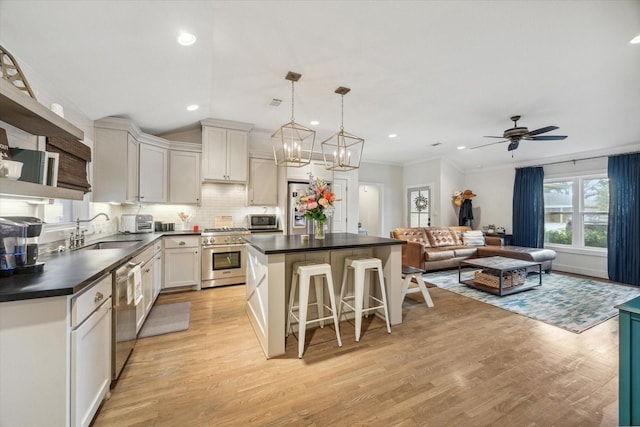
[618,295,640,426]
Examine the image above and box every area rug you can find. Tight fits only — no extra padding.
[422,270,640,333]
[138,301,191,338]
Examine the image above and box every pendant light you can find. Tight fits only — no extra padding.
[321,86,364,171]
[272,71,315,167]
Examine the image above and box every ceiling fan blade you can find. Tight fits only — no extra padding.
[526,125,559,136]
[507,141,519,151]
[483,136,506,139]
[528,135,568,141]
[470,140,508,150]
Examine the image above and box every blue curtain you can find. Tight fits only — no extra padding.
[512,167,544,248]
[608,153,640,286]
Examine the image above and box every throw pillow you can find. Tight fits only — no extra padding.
[462,230,486,246]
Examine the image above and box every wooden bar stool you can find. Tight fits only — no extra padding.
[338,256,391,342]
[286,262,342,358]
[401,265,434,307]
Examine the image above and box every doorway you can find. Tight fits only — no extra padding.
[358,183,384,236]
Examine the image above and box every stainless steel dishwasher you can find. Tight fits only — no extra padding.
[112,260,137,380]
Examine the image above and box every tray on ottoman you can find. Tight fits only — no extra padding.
[458,256,542,296]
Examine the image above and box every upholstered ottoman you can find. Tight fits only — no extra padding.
[476,245,556,273]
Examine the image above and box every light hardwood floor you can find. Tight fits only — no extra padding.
[94,281,619,427]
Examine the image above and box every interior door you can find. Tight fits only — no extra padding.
[332,178,347,232]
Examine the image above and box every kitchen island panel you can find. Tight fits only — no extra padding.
[245,234,403,358]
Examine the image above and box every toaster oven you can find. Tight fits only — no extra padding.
[120,214,153,233]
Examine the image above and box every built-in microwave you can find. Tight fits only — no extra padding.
[247,214,278,230]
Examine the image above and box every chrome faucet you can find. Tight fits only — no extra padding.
[70,213,110,249]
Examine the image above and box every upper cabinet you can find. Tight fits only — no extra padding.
[168,145,201,204]
[0,79,85,200]
[94,117,201,204]
[248,157,278,206]
[94,117,168,203]
[201,118,253,183]
[285,161,333,183]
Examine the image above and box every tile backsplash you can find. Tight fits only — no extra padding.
[120,182,280,230]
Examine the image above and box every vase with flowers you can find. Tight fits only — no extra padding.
[295,178,335,239]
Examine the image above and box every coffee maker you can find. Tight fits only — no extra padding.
[0,216,44,276]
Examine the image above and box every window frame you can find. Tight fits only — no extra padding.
[543,173,609,252]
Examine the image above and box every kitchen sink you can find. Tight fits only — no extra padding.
[82,240,142,250]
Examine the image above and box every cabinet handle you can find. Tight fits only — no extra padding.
[94,292,104,303]
[145,268,150,273]
[179,241,186,246]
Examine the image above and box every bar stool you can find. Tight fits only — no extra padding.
[286,262,342,358]
[338,256,391,342]
[401,265,434,307]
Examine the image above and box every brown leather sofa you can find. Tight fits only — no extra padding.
[390,226,556,272]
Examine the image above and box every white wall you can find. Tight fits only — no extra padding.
[358,162,403,236]
[463,166,515,232]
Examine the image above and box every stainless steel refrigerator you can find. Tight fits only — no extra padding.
[287,181,332,235]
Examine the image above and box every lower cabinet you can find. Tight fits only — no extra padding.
[619,296,640,426]
[153,245,163,299]
[70,276,112,427]
[0,274,112,427]
[163,236,201,289]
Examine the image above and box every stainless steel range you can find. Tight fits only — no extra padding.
[201,227,249,288]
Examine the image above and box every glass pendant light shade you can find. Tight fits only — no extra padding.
[322,87,364,171]
[272,71,315,167]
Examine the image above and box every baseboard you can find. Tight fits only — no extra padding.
[553,263,608,280]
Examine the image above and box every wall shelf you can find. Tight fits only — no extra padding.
[0,78,86,200]
[0,179,84,200]
[0,79,84,141]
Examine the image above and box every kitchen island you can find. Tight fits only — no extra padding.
[244,232,405,358]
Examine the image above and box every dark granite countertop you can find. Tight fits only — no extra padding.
[245,232,405,255]
[0,231,199,303]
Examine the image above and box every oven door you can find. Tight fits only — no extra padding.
[201,244,246,287]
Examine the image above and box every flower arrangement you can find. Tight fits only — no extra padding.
[296,178,335,223]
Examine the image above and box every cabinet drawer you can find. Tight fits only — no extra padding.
[164,236,199,249]
[153,239,162,253]
[71,274,112,328]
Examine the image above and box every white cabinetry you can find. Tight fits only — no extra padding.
[0,275,112,427]
[70,275,112,427]
[138,136,167,203]
[249,157,278,206]
[163,236,201,290]
[153,245,163,299]
[94,117,168,203]
[201,118,253,182]
[285,161,333,182]
[169,149,201,204]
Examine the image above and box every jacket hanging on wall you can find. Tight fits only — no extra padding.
[459,199,473,227]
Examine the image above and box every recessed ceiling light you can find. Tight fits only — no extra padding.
[631,34,640,44]
[457,146,466,150]
[388,133,397,138]
[177,32,197,46]
[310,120,320,126]
[186,104,199,111]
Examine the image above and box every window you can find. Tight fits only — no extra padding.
[543,176,609,249]
[407,186,430,227]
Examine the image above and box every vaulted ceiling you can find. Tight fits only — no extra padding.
[1,0,639,170]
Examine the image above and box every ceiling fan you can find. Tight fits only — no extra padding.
[472,115,568,151]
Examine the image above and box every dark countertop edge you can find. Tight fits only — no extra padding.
[0,231,200,303]
[245,233,405,255]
